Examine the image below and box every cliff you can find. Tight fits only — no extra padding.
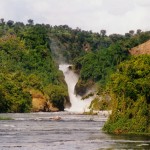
[130,40,150,55]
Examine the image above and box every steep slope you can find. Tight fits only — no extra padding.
[0,24,69,113]
[103,55,150,135]
[130,40,150,55]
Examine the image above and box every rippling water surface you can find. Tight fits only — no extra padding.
[0,112,149,150]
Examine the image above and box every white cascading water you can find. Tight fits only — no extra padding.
[59,64,93,113]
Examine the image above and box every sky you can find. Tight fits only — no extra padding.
[0,0,150,35]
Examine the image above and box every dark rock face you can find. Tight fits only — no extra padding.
[65,96,71,108]
[74,79,94,96]
[75,83,87,96]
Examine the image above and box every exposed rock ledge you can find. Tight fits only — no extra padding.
[130,40,150,55]
[75,79,95,96]
[30,90,59,112]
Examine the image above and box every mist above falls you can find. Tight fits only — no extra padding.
[50,38,94,112]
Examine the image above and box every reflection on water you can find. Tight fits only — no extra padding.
[0,112,149,150]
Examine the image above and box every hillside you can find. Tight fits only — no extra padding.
[130,40,150,55]
[103,55,150,135]
[0,23,69,113]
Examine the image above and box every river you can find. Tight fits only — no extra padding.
[0,112,150,150]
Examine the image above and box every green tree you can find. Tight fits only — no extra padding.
[100,29,106,37]
[28,19,34,25]
[103,55,150,134]
[7,20,14,27]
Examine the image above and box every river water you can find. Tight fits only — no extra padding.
[0,112,149,150]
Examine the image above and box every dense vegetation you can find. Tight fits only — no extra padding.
[103,55,150,135]
[0,18,150,135]
[0,19,69,112]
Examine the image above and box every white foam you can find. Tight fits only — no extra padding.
[59,64,93,113]
[4,124,15,128]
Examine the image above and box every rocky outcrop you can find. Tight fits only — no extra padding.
[49,116,61,121]
[30,90,59,112]
[83,43,91,52]
[74,79,95,96]
[130,40,150,55]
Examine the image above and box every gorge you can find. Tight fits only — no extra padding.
[0,19,149,144]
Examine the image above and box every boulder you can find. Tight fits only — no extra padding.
[30,90,59,112]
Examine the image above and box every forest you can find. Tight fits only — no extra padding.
[0,18,149,135]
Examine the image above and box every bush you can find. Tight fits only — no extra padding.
[103,55,150,135]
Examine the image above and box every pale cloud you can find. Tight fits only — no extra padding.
[0,0,150,34]
[135,0,150,7]
[101,0,135,16]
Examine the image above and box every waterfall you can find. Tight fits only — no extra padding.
[59,64,93,113]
